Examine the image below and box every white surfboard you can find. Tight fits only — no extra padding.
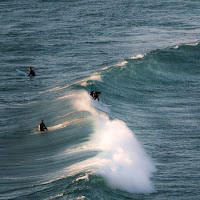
[91,98,110,113]
[16,69,27,76]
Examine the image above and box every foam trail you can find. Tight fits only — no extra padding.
[130,54,145,59]
[173,45,179,49]
[56,111,76,119]
[114,60,128,67]
[34,118,86,134]
[73,90,157,194]
[185,42,198,46]
[39,157,98,185]
[43,193,63,200]
[100,60,128,71]
[101,66,111,71]
[55,93,76,100]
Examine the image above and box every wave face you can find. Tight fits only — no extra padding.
[95,43,200,197]
[0,0,200,199]
[102,43,200,100]
[1,42,199,199]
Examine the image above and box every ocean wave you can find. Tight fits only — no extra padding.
[130,54,146,59]
[72,90,157,194]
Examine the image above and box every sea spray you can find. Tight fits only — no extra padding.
[91,117,157,194]
[73,90,157,193]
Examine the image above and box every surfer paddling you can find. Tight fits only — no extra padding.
[28,67,36,76]
[90,91,101,101]
[39,120,48,131]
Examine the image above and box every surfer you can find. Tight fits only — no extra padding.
[39,120,48,131]
[28,67,36,76]
[90,91,101,101]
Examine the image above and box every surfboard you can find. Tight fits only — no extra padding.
[16,69,27,76]
[91,98,110,113]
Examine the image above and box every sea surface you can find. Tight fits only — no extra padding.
[0,0,200,199]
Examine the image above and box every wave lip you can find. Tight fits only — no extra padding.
[185,42,198,46]
[130,54,145,59]
[92,118,157,194]
[39,73,102,94]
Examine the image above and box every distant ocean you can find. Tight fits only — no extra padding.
[0,0,200,199]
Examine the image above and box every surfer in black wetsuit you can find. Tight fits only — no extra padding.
[39,120,48,131]
[90,91,101,101]
[28,67,36,76]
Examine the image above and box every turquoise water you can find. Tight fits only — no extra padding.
[0,0,200,199]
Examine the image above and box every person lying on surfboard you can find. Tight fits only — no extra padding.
[28,67,36,76]
[90,91,101,101]
[38,120,48,131]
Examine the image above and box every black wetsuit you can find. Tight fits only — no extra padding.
[39,122,47,131]
[90,91,101,101]
[28,70,36,76]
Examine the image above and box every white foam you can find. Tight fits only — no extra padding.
[114,60,128,67]
[72,196,86,200]
[130,54,145,59]
[185,42,198,46]
[39,158,97,185]
[55,93,75,100]
[80,73,102,86]
[43,193,63,200]
[173,45,179,49]
[75,173,89,182]
[56,111,76,119]
[101,66,111,71]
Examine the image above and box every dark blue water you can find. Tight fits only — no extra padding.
[0,0,200,199]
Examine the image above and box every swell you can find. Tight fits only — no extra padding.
[1,42,199,199]
[101,42,200,97]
